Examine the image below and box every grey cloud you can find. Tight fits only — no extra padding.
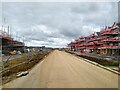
[71,2,117,26]
[1,2,118,47]
[71,3,100,14]
[0,3,2,26]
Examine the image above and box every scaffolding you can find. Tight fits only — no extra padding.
[0,26,25,55]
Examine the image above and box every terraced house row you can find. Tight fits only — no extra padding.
[67,22,120,56]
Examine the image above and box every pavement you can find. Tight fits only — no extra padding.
[3,50,119,88]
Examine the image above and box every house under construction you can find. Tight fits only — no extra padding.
[67,22,120,56]
[0,26,25,55]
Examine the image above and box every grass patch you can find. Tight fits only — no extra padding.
[79,55,119,66]
[66,51,119,66]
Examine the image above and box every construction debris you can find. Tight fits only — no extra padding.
[16,71,29,77]
[2,50,52,84]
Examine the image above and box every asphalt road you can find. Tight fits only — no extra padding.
[3,50,118,88]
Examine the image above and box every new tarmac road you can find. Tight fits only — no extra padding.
[3,50,118,88]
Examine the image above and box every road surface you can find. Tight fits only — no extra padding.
[3,50,118,88]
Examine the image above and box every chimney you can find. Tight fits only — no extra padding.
[105,26,107,30]
[112,22,116,27]
[8,26,9,35]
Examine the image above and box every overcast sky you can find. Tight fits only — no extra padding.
[1,2,118,48]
